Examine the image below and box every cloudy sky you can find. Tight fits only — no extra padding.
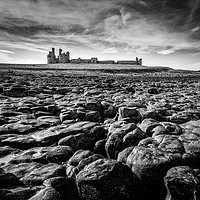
[0,0,200,70]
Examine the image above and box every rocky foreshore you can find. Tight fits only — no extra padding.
[0,69,200,200]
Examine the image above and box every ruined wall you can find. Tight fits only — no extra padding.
[116,61,137,65]
[47,48,143,65]
[98,60,115,64]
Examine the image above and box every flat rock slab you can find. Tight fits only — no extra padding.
[31,121,98,145]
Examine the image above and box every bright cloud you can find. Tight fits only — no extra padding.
[0,0,200,69]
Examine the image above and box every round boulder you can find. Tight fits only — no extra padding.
[164,166,200,200]
[76,158,140,200]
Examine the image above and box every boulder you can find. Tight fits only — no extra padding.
[179,131,200,168]
[4,86,28,97]
[106,122,145,159]
[58,126,105,151]
[139,118,160,136]
[164,166,200,200]
[1,135,38,150]
[0,168,23,188]
[0,187,40,200]
[147,88,159,94]
[93,139,107,157]
[29,187,61,200]
[76,158,140,200]
[3,162,43,179]
[0,146,19,157]
[68,150,94,167]
[118,107,141,123]
[46,146,74,163]
[32,122,98,146]
[37,116,60,126]
[20,163,66,185]
[84,111,101,122]
[126,146,183,200]
[157,135,185,154]
[43,177,79,200]
[75,154,104,173]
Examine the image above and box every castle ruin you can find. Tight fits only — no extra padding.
[47,48,70,64]
[47,48,142,65]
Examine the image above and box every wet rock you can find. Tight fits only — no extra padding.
[68,150,94,167]
[179,131,200,168]
[1,135,38,150]
[3,162,43,179]
[139,109,165,121]
[140,118,182,137]
[106,122,144,159]
[58,126,105,151]
[126,146,182,182]
[93,139,107,157]
[1,187,40,200]
[43,177,79,200]
[118,107,142,123]
[29,187,61,200]
[157,135,185,154]
[34,111,52,118]
[32,121,98,146]
[117,146,134,164]
[3,123,35,134]
[0,169,23,188]
[31,125,68,146]
[59,110,86,122]
[76,158,140,200]
[147,88,159,94]
[139,118,160,136]
[21,163,66,185]
[0,86,3,93]
[138,137,158,148]
[122,127,148,148]
[0,146,19,157]
[84,89,101,96]
[84,101,102,111]
[75,154,104,173]
[9,146,73,164]
[4,86,28,97]
[46,146,73,163]
[169,113,191,124]
[85,111,101,122]
[126,146,183,200]
[37,116,60,125]
[160,122,182,135]
[164,166,200,200]
[124,87,135,93]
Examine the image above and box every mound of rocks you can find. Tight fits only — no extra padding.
[0,69,200,199]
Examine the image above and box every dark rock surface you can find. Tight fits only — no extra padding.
[164,166,200,200]
[0,69,200,199]
[76,158,140,200]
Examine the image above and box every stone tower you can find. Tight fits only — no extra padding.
[47,48,56,64]
[136,57,139,65]
[91,57,98,63]
[58,49,70,63]
[139,58,142,65]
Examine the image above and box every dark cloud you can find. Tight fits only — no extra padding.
[0,17,59,37]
